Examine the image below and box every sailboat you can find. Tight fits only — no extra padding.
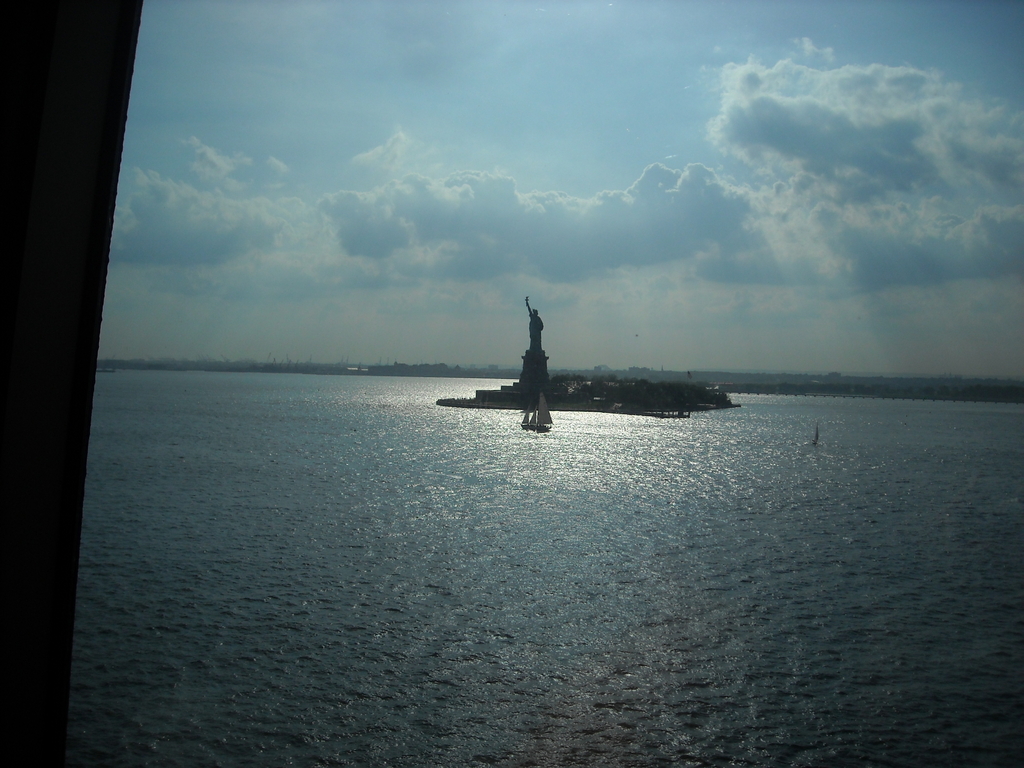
[811,421,819,446]
[521,392,553,433]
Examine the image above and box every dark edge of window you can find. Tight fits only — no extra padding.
[2,2,142,764]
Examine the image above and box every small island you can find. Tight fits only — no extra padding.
[438,373,736,416]
[436,298,737,417]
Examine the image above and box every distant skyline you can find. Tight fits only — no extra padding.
[99,0,1024,376]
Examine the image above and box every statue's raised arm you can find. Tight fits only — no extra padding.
[525,296,532,317]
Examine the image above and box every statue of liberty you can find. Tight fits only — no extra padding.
[525,297,543,352]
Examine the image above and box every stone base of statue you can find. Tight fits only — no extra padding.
[518,348,550,397]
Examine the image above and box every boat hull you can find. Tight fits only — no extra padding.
[521,424,551,433]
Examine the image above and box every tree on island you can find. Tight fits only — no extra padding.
[550,374,733,409]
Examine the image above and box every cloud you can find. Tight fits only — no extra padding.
[186,136,252,188]
[957,204,1024,277]
[352,131,413,172]
[112,169,297,266]
[709,58,1024,202]
[267,156,289,174]
[349,131,445,183]
[114,103,1022,305]
[795,37,834,63]
[753,188,1024,291]
[321,163,762,282]
[706,57,1024,292]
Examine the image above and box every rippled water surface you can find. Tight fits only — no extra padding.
[68,371,1024,766]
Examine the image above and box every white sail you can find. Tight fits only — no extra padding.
[537,393,553,426]
[521,393,552,431]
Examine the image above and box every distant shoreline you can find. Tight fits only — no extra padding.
[95,360,1024,404]
[720,382,1024,404]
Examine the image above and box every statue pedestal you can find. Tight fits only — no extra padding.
[519,349,549,397]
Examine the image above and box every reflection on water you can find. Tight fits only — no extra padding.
[68,372,1024,766]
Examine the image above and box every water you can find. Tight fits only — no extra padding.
[67,371,1024,767]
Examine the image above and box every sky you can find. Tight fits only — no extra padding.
[99,0,1024,376]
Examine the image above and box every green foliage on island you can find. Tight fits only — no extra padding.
[549,374,733,410]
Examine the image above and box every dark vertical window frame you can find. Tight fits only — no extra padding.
[2,1,142,763]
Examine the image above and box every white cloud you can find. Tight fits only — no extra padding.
[321,163,762,283]
[352,131,414,172]
[113,54,1024,317]
[709,58,1024,201]
[795,37,834,63]
[747,183,1023,291]
[112,169,308,266]
[706,57,1024,291]
[348,131,447,184]
[111,152,1023,304]
[186,136,252,188]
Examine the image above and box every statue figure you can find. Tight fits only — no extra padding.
[525,296,543,352]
